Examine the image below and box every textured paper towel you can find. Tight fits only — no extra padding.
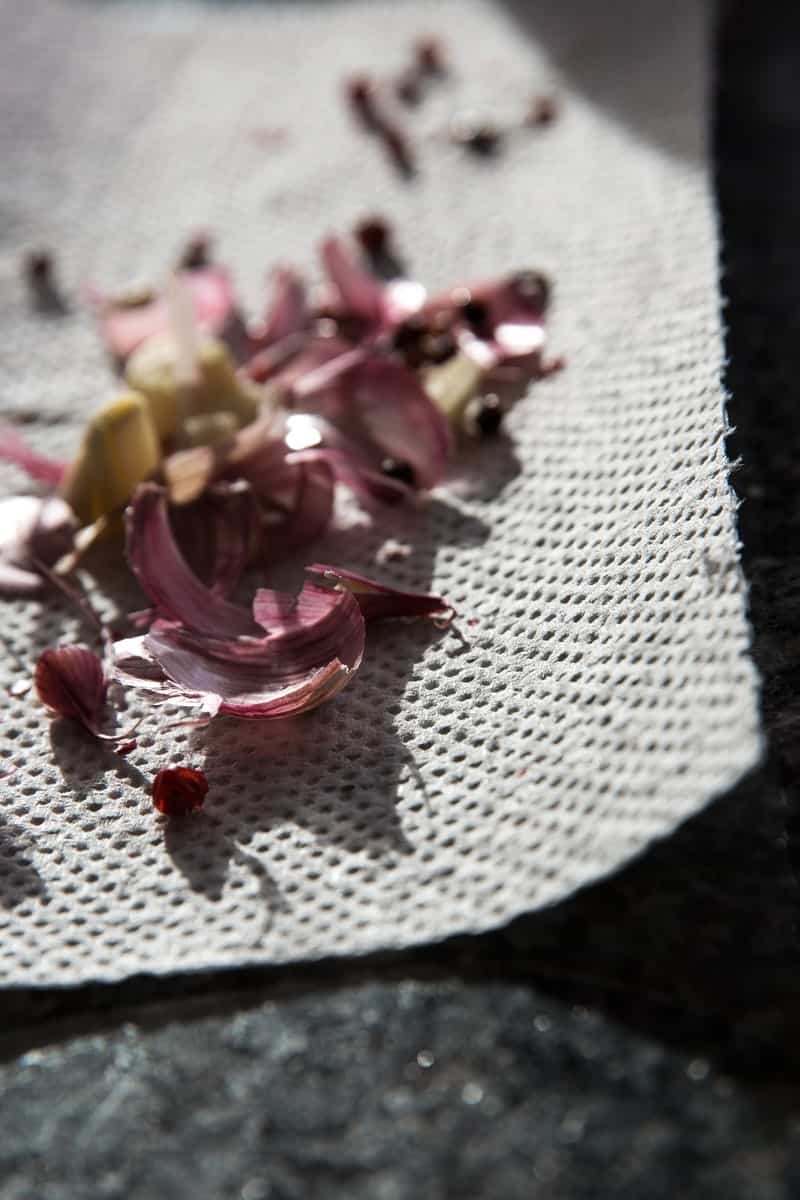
[0,0,760,985]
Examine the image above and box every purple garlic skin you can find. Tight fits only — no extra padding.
[0,495,76,596]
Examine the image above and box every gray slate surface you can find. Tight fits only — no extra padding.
[3,981,798,1200]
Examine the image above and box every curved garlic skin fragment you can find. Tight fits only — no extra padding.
[0,424,69,488]
[0,495,77,596]
[306,563,449,621]
[111,485,367,722]
[92,265,236,366]
[320,235,385,329]
[34,644,108,732]
[59,391,161,526]
[257,267,309,347]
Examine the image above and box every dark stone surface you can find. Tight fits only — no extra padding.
[3,3,800,1195]
[4,982,800,1200]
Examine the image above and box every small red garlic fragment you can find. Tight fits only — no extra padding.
[152,766,209,816]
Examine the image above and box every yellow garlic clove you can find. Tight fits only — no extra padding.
[59,390,161,526]
[124,334,259,442]
[192,340,262,427]
[123,334,184,441]
[423,351,484,427]
[182,410,239,449]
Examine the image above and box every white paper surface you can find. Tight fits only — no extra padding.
[0,0,760,985]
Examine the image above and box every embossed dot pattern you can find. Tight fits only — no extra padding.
[0,0,760,983]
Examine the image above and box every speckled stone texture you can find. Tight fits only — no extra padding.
[0,2,799,1197]
[4,982,800,1200]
